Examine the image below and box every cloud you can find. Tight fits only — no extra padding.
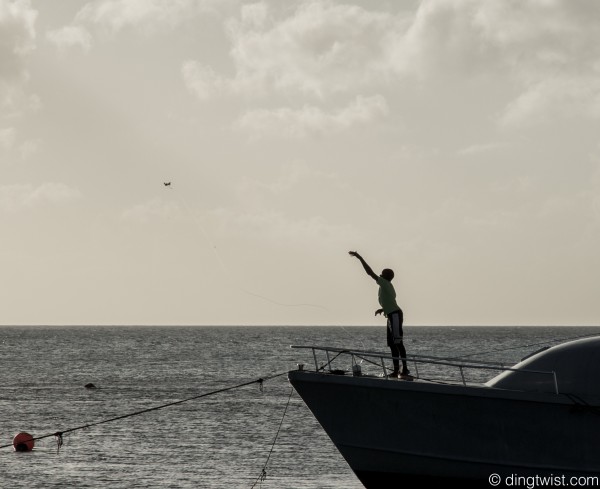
[238,161,337,195]
[49,0,223,45]
[46,25,92,52]
[396,0,599,76]
[184,1,399,100]
[207,207,356,249]
[181,0,600,130]
[0,127,16,149]
[396,0,600,124]
[181,61,228,101]
[121,198,183,223]
[233,161,342,211]
[45,0,600,131]
[0,0,37,78]
[0,182,82,212]
[458,142,509,156]
[499,75,600,127]
[44,0,229,59]
[228,1,398,97]
[0,0,37,108]
[237,94,388,139]
[18,137,40,159]
[0,128,40,160]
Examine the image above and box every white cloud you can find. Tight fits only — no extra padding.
[53,0,223,40]
[0,127,40,159]
[499,76,600,127]
[121,198,183,223]
[233,161,342,211]
[46,25,92,52]
[208,207,356,249]
[458,142,509,156]
[0,0,37,109]
[184,1,400,101]
[396,0,600,125]
[397,0,600,76]
[490,176,535,195]
[0,128,40,160]
[46,0,600,131]
[0,0,37,76]
[18,137,40,159]
[238,161,337,195]
[0,182,81,212]
[180,0,600,130]
[237,95,388,139]
[181,61,228,101]
[227,1,397,97]
[44,0,229,59]
[0,127,16,149]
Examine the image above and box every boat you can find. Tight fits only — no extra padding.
[288,336,600,488]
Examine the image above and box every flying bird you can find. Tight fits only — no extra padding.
[164,182,171,186]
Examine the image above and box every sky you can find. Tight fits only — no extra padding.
[1,0,600,327]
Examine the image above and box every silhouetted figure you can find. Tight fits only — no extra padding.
[349,251,409,378]
[164,182,171,186]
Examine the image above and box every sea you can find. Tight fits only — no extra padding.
[2,325,600,488]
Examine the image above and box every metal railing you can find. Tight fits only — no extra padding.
[290,345,559,394]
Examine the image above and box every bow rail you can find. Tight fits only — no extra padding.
[290,345,559,394]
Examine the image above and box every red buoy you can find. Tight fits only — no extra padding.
[13,432,34,452]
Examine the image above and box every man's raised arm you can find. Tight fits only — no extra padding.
[348,251,378,281]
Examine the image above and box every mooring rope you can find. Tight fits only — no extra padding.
[0,371,289,453]
[250,387,294,488]
[317,350,347,371]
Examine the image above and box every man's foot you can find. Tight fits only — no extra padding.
[400,369,413,380]
[388,371,399,378]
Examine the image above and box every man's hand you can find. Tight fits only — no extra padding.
[375,308,384,316]
[348,250,378,280]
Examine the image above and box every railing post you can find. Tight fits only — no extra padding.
[381,357,388,378]
[459,366,466,386]
[413,359,419,378]
[351,353,362,376]
[312,348,318,371]
[552,371,559,394]
[326,350,332,372]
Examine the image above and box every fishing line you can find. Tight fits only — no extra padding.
[161,185,364,353]
[172,190,329,313]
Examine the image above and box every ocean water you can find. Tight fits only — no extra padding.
[2,325,600,488]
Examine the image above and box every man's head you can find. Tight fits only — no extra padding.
[381,268,394,281]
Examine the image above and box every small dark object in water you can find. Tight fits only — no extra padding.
[84,383,97,389]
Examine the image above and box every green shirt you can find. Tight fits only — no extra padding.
[377,276,400,315]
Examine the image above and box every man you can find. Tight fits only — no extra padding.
[348,251,410,378]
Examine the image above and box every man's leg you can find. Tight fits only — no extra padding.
[398,340,409,374]
[388,342,400,373]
